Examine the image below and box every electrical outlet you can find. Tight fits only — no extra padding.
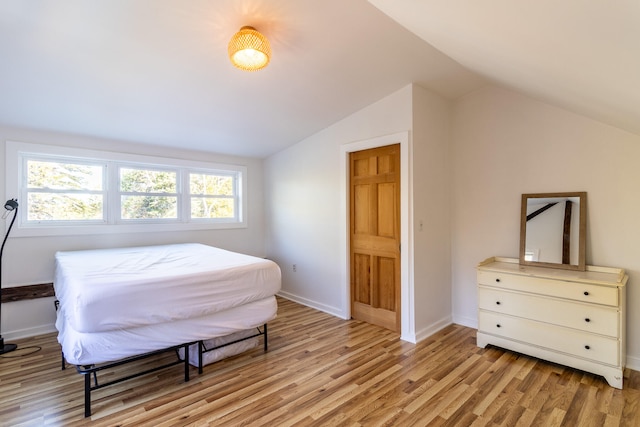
[292,264,297,272]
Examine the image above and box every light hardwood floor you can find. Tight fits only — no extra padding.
[1,297,639,426]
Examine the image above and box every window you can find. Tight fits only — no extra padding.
[119,167,178,220]
[189,172,237,220]
[6,141,247,236]
[25,157,106,223]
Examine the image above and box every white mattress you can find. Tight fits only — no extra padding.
[54,243,281,333]
[57,296,277,365]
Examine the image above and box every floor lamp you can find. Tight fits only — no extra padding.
[0,198,18,354]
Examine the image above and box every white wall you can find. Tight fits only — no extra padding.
[411,85,453,340]
[450,85,640,369]
[264,84,454,342]
[264,85,413,318]
[0,126,266,339]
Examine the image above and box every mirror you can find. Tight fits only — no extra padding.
[519,192,587,271]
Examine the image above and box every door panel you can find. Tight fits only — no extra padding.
[353,253,371,305]
[377,183,395,238]
[354,185,371,234]
[377,256,396,311]
[350,144,400,332]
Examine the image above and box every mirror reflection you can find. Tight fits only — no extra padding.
[519,192,586,271]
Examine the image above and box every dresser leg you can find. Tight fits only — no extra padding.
[476,332,489,349]
[603,371,623,389]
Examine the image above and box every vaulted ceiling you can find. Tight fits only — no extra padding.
[0,1,636,158]
[370,0,640,138]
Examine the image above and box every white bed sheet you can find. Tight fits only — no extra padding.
[54,243,281,333]
[57,296,277,365]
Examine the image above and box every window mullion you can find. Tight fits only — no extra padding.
[181,169,189,223]
[107,161,117,224]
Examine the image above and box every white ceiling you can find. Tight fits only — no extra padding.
[369,0,640,136]
[0,1,637,159]
[0,0,484,158]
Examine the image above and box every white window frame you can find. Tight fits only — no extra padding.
[21,154,109,225]
[188,169,241,223]
[5,141,247,237]
[117,164,181,223]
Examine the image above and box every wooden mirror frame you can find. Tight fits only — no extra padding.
[519,192,587,271]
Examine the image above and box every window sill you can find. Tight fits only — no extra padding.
[10,221,247,238]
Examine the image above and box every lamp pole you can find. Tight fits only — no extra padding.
[0,199,19,354]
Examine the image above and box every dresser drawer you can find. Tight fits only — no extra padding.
[478,311,619,366]
[478,286,619,337]
[478,270,619,306]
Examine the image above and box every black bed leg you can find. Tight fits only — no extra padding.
[61,351,66,370]
[198,341,203,375]
[263,323,268,352]
[84,373,91,418]
[184,344,190,382]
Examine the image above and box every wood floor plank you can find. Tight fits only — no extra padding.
[0,296,639,426]
[474,378,523,426]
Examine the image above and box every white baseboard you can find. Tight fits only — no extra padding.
[400,333,416,343]
[414,316,453,343]
[626,354,640,372]
[277,291,347,320]
[452,314,477,329]
[4,324,57,341]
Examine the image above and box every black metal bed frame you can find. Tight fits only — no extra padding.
[61,324,268,418]
[196,324,268,374]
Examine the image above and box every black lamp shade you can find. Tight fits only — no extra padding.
[4,199,18,211]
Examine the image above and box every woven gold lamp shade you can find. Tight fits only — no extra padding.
[228,26,272,71]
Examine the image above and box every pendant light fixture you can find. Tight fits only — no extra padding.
[228,26,272,71]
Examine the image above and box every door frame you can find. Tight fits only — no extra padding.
[340,131,415,342]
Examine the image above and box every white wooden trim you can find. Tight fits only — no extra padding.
[277,291,347,320]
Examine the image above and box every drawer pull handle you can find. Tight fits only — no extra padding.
[496,278,501,283]
[496,324,501,328]
[496,301,501,305]
[584,291,590,296]
[585,318,591,323]
[584,345,590,350]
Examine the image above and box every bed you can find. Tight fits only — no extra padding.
[53,243,281,417]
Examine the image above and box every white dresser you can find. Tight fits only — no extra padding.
[477,257,627,388]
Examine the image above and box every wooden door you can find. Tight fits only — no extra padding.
[349,144,400,332]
